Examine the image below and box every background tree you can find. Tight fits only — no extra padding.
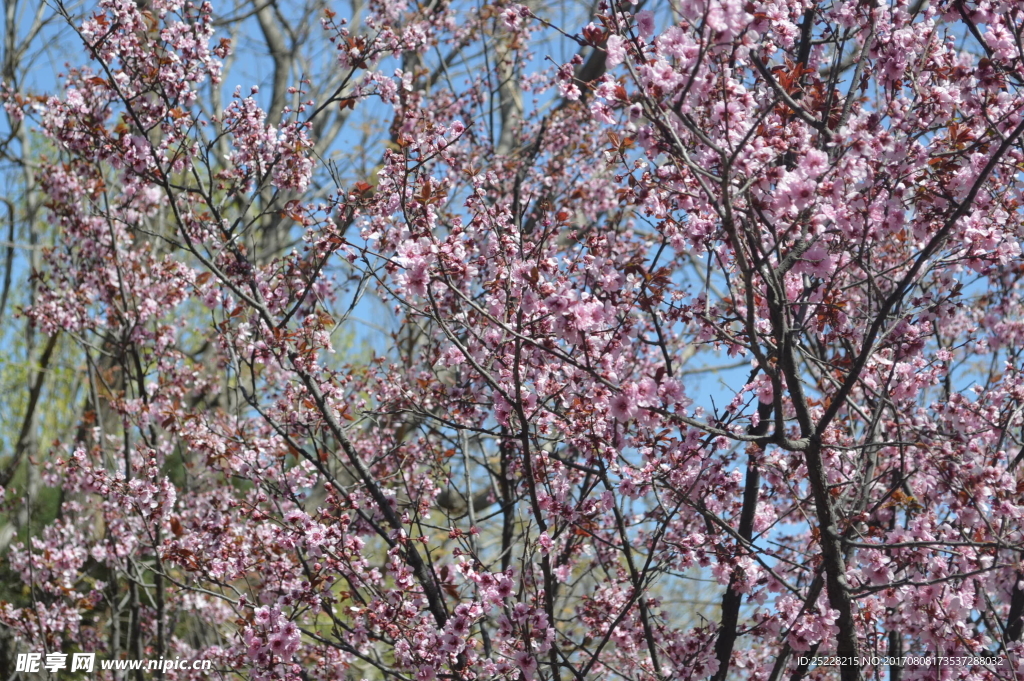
[1,1,1024,681]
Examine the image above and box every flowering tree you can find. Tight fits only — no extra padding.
[3,0,1024,680]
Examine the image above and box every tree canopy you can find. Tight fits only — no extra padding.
[2,1,1024,680]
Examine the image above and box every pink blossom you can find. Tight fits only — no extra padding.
[609,388,639,422]
[606,35,627,67]
[514,651,538,680]
[636,11,655,38]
